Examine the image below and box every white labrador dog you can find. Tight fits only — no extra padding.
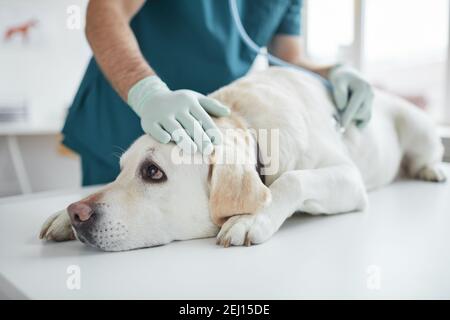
[40,67,446,251]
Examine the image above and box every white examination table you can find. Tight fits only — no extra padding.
[1,165,450,300]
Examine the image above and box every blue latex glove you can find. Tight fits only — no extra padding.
[128,76,230,155]
[329,65,374,129]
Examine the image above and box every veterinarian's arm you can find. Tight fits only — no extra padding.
[269,35,374,128]
[85,0,229,154]
[86,0,151,100]
[268,35,333,79]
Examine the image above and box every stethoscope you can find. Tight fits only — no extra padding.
[228,0,345,133]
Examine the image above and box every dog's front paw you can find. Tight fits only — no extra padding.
[39,210,75,242]
[216,214,275,247]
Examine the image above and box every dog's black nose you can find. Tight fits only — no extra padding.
[68,202,95,227]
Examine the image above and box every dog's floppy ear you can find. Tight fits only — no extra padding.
[208,128,271,226]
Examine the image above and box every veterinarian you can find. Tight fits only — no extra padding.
[63,0,374,186]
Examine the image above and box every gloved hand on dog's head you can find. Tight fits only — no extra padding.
[128,76,230,155]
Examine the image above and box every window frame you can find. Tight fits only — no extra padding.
[446,1,450,124]
[304,0,450,125]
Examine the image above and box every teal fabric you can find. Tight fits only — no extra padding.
[63,0,302,186]
[80,150,118,186]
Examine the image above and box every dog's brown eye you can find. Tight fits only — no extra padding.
[141,162,166,183]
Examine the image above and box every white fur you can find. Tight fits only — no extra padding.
[40,67,446,251]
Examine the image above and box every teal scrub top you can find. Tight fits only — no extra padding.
[63,0,302,185]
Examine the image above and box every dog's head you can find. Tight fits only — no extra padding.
[67,132,270,251]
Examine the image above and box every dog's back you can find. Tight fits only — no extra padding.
[211,67,348,184]
[211,67,445,189]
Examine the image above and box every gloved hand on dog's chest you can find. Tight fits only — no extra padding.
[128,76,230,155]
[329,65,374,129]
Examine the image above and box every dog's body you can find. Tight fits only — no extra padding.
[40,67,445,251]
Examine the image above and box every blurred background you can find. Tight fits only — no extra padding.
[0,0,449,197]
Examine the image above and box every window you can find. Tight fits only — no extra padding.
[365,0,448,120]
[305,0,354,64]
[304,0,450,124]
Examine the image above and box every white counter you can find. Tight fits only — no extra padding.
[0,167,450,300]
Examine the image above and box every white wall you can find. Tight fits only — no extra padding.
[0,0,90,197]
[0,135,81,197]
[0,0,90,121]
